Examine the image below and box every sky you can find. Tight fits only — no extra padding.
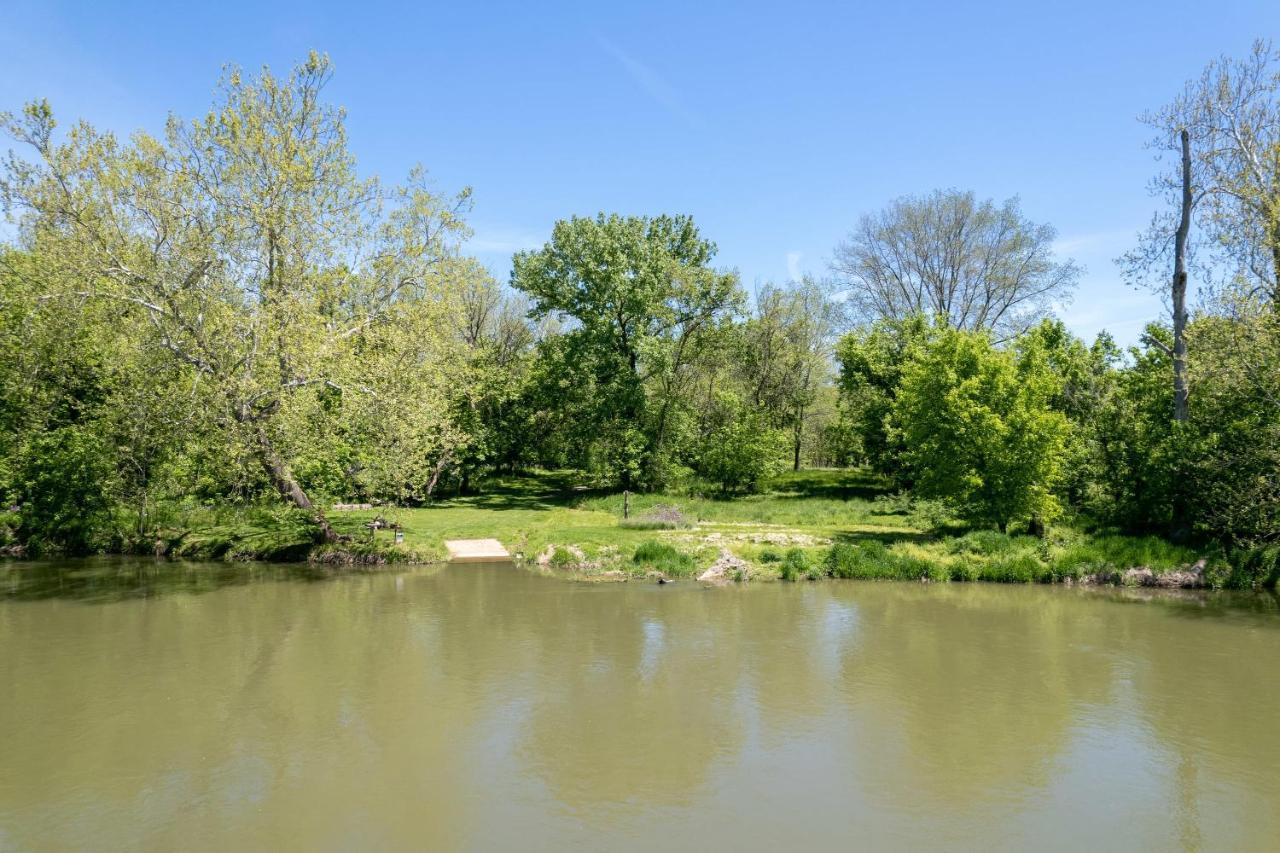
[2,0,1278,345]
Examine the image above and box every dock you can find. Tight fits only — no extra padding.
[444,539,512,563]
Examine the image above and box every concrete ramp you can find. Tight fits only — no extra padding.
[445,539,512,563]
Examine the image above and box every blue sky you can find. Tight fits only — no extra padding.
[2,0,1277,345]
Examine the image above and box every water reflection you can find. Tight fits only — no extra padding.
[0,562,1277,851]
[0,557,442,602]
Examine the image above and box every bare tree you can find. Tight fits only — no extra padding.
[1128,41,1280,308]
[829,189,1079,339]
[1122,41,1280,423]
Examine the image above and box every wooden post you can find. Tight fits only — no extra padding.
[623,490,630,519]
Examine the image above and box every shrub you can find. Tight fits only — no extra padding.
[758,548,782,563]
[549,546,578,568]
[1232,543,1280,589]
[16,426,114,554]
[695,395,789,493]
[779,548,809,581]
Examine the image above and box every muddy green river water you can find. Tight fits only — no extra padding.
[1,559,1278,851]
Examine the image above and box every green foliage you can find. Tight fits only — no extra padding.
[824,542,888,579]
[892,323,1070,532]
[549,546,579,568]
[2,54,475,530]
[1,51,1277,566]
[1227,543,1280,590]
[15,427,114,554]
[834,315,930,476]
[694,393,789,493]
[778,547,810,581]
[631,540,696,576]
[512,213,741,490]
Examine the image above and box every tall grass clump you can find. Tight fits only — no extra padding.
[978,553,1045,583]
[824,542,893,579]
[632,540,696,576]
[1223,543,1280,589]
[778,547,810,581]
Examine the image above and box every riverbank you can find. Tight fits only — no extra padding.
[7,470,1272,590]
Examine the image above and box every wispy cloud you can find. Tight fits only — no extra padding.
[468,227,544,256]
[1052,229,1134,257]
[598,36,704,129]
[786,251,803,282]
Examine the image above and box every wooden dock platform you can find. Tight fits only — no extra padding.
[444,539,512,562]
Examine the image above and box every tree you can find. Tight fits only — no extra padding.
[740,276,834,470]
[511,213,740,488]
[829,189,1079,339]
[1182,296,1280,542]
[694,391,788,493]
[891,324,1070,532]
[1,54,472,539]
[1128,41,1280,309]
[834,314,930,478]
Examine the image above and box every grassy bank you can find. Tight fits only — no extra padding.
[67,468,1275,590]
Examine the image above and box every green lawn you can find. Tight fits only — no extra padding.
[153,468,1229,586]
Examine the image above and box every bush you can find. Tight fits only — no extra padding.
[632,540,695,576]
[695,395,789,493]
[759,548,782,563]
[16,426,114,554]
[549,546,578,568]
[779,547,809,581]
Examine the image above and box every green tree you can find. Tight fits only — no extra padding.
[834,314,930,478]
[2,54,472,538]
[511,213,740,488]
[740,277,834,470]
[892,325,1069,532]
[694,391,788,493]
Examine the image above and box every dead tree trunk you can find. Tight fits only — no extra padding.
[1168,128,1194,541]
[1173,128,1192,423]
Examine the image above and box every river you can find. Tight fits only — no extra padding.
[1,559,1278,851]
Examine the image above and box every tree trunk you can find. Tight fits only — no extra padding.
[1172,128,1192,423]
[1168,128,1193,541]
[252,428,337,543]
[792,403,803,471]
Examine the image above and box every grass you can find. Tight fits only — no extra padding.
[632,540,697,576]
[102,468,1258,589]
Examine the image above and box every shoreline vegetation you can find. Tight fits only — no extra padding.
[5,470,1273,591]
[3,51,1278,586]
